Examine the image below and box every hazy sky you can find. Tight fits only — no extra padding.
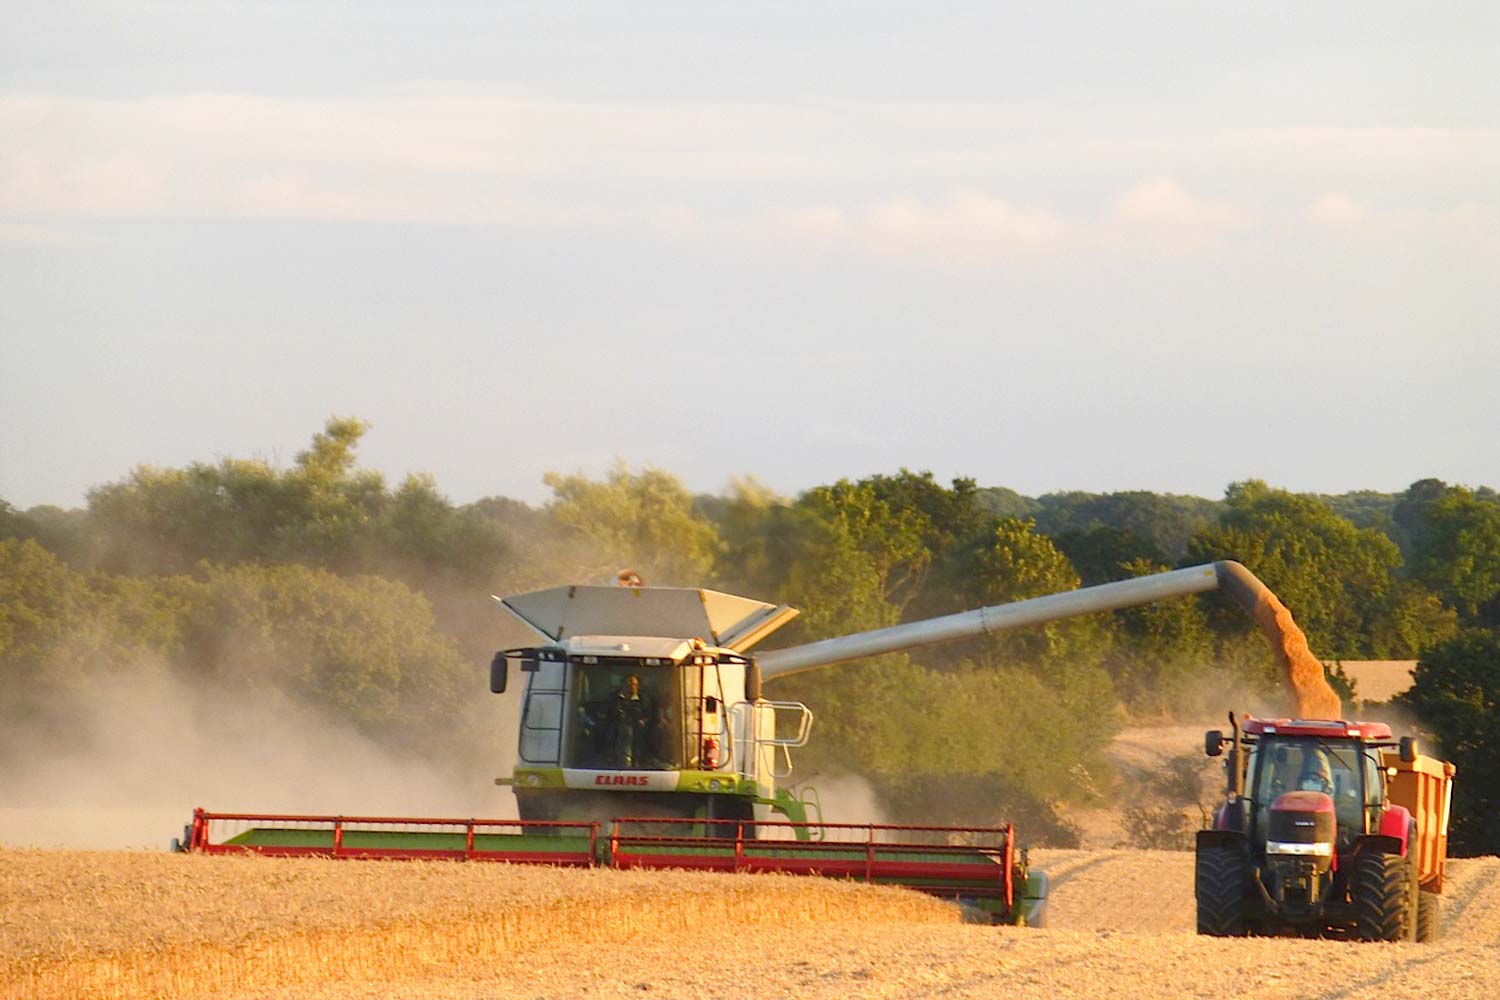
[3,2,1496,509]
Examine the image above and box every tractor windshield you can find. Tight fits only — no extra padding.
[1250,736,1366,846]
[564,664,681,770]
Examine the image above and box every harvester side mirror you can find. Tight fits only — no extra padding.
[705,695,720,714]
[1399,736,1418,763]
[1204,730,1224,757]
[489,652,508,694]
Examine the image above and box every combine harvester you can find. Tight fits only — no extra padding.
[183,560,1426,928]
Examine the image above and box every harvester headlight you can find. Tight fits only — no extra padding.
[526,774,540,786]
[1266,840,1332,856]
[708,779,721,791]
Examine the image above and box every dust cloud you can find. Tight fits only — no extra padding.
[801,774,890,827]
[0,667,520,851]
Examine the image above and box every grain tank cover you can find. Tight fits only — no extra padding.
[498,585,798,652]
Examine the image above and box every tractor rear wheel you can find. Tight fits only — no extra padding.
[1352,852,1412,942]
[1195,844,1247,937]
[1416,889,1441,943]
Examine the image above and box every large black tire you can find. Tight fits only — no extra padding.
[1416,889,1442,943]
[1195,844,1248,937]
[1352,852,1413,942]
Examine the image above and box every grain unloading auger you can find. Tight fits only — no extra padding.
[181,561,1303,926]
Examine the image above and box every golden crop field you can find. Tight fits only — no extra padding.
[5,848,1500,1000]
[0,849,957,1000]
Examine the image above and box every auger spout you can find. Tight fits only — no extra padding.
[756,561,1342,720]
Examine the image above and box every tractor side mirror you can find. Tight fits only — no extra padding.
[1204,730,1224,757]
[1399,736,1418,763]
[489,652,508,694]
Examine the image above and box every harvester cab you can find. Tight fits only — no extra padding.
[492,584,817,830]
[1197,714,1455,942]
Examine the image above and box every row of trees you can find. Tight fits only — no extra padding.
[4,419,1498,849]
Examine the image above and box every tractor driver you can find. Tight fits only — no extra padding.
[1297,748,1335,795]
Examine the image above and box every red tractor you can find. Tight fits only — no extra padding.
[1196,714,1455,942]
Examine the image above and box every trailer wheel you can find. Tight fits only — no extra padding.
[1416,889,1441,943]
[1195,844,1247,937]
[1352,852,1412,942]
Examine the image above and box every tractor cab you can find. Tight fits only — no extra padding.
[1207,718,1401,913]
[1238,721,1393,854]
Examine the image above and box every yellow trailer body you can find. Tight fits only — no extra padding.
[1381,751,1456,892]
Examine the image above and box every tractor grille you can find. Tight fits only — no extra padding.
[1269,807,1334,845]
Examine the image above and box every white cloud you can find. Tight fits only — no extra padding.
[863,192,1077,260]
[0,89,1487,263]
[765,205,849,243]
[1302,194,1497,241]
[765,182,1255,263]
[765,193,1077,263]
[1106,177,1254,251]
[1437,202,1500,236]
[1306,193,1371,228]
[1250,126,1499,155]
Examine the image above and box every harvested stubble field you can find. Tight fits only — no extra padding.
[4,849,1500,1000]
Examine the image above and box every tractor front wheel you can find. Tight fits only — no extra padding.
[1352,852,1413,942]
[1195,844,1248,937]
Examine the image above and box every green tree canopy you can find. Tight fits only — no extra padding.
[0,539,476,760]
[789,478,935,630]
[1103,557,1216,715]
[177,563,476,756]
[1052,525,1164,586]
[944,517,1112,666]
[1398,629,1500,856]
[1188,480,1452,658]
[543,462,722,586]
[1395,481,1500,627]
[1034,490,1221,562]
[81,417,505,587]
